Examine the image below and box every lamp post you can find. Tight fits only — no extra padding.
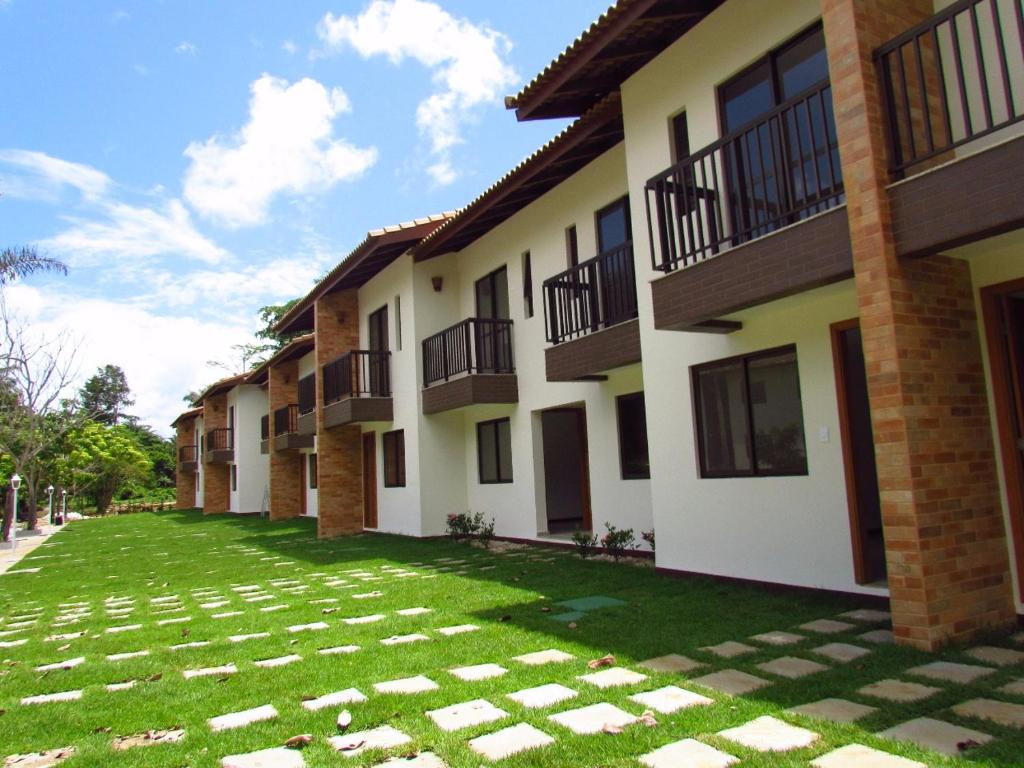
[60,489,67,525]
[9,473,21,550]
[46,485,55,526]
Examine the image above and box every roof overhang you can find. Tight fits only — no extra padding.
[170,406,203,429]
[246,333,316,385]
[508,0,723,121]
[194,374,247,405]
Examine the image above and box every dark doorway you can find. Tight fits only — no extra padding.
[368,305,389,397]
[541,408,591,533]
[831,320,886,584]
[362,432,377,529]
[475,267,511,373]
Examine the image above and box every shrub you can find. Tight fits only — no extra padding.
[601,523,636,561]
[446,512,477,540]
[572,526,598,559]
[641,529,656,552]
[476,515,496,548]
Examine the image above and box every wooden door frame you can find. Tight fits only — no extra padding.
[980,276,1024,602]
[362,432,378,529]
[543,406,593,531]
[299,456,307,516]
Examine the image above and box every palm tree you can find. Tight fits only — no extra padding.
[0,247,67,285]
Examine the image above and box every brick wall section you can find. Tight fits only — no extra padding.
[202,393,229,515]
[269,360,302,520]
[315,290,365,538]
[421,374,519,414]
[822,0,1016,649]
[545,318,641,381]
[174,417,196,510]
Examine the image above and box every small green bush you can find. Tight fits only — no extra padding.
[601,523,636,561]
[572,526,598,559]
[641,529,655,552]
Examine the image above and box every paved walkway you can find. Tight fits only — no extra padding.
[0,524,61,574]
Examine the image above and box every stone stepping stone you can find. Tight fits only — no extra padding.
[1000,678,1024,696]
[507,683,577,709]
[213,611,244,619]
[208,704,278,732]
[811,744,925,767]
[183,663,237,679]
[353,591,383,599]
[952,697,1024,728]
[0,639,28,648]
[229,632,270,643]
[171,641,211,650]
[1,747,77,767]
[799,619,856,634]
[965,645,1024,667]
[35,657,85,671]
[839,609,891,623]
[396,607,432,616]
[232,585,261,592]
[906,660,995,684]
[319,645,361,655]
[381,633,430,646]
[691,669,770,696]
[343,614,385,625]
[20,690,82,705]
[260,604,288,613]
[105,624,142,634]
[638,654,703,673]
[512,649,574,666]
[786,698,877,723]
[718,715,818,752]
[427,698,509,731]
[328,725,410,757]
[437,624,479,636]
[757,656,829,679]
[107,650,149,661]
[469,723,554,761]
[286,622,328,633]
[812,642,870,663]
[879,716,992,756]
[243,595,275,603]
[374,752,446,768]
[222,747,305,768]
[106,681,136,692]
[858,679,941,703]
[254,654,302,668]
[374,675,439,694]
[577,667,647,688]
[151,596,180,604]
[630,685,713,714]
[450,663,507,681]
[750,631,805,646]
[701,641,756,658]
[302,688,367,711]
[859,629,894,644]
[548,702,637,735]
[112,728,185,750]
[200,601,230,609]
[638,739,738,768]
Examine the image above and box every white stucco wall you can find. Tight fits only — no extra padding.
[227,384,269,514]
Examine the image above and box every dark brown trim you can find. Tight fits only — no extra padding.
[421,374,518,415]
[323,397,394,428]
[477,417,514,485]
[615,392,651,480]
[544,318,641,382]
[362,432,378,529]
[382,430,406,488]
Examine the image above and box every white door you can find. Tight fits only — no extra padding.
[305,453,319,518]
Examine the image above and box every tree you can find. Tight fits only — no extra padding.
[78,364,135,425]
[56,422,151,515]
[0,246,67,285]
[256,298,300,350]
[205,342,274,377]
[124,423,175,492]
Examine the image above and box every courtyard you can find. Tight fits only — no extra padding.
[1,511,1022,767]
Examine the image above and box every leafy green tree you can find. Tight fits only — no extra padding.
[124,423,175,491]
[56,422,151,515]
[0,246,67,285]
[78,365,135,425]
[256,298,300,349]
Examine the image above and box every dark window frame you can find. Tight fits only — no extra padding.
[474,265,510,320]
[230,464,237,491]
[308,453,318,490]
[477,417,513,484]
[691,344,808,479]
[382,430,406,488]
[595,195,633,253]
[565,225,579,267]
[368,304,389,352]
[616,392,651,480]
[522,251,533,319]
[671,110,690,162]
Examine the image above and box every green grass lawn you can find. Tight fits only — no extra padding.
[1,510,1022,767]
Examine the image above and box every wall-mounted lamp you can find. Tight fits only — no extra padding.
[431,276,443,292]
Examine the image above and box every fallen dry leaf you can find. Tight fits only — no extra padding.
[587,654,616,670]
[958,739,981,752]
[567,622,578,629]
[639,710,658,727]
[601,723,623,735]
[284,734,313,748]
[338,739,366,752]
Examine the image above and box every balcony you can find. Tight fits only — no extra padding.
[542,241,641,381]
[178,444,198,473]
[322,350,393,428]
[297,374,317,436]
[260,414,270,455]
[877,0,1024,257]
[421,317,518,415]
[205,428,233,464]
[273,404,313,452]
[645,79,853,331]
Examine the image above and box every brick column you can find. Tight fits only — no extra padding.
[315,290,365,538]
[268,360,302,520]
[822,0,1016,649]
[202,394,229,515]
[174,417,196,510]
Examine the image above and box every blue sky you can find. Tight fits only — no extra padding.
[0,0,610,434]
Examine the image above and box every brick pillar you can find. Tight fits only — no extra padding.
[202,394,229,515]
[268,360,302,520]
[822,0,1016,649]
[315,290,365,538]
[174,417,196,510]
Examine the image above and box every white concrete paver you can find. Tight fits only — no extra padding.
[221,747,305,768]
[450,663,507,681]
[427,699,509,731]
[373,675,439,694]
[811,744,925,768]
[548,702,638,735]
[879,717,993,756]
[638,654,703,673]
[577,667,648,688]
[208,704,279,732]
[512,649,574,666]
[507,683,578,709]
[630,685,713,714]
[638,739,738,768]
[301,688,368,711]
[469,723,555,761]
[718,715,819,752]
[786,698,877,723]
[328,725,410,757]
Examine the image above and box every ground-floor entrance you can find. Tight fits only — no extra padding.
[541,407,591,533]
[362,432,377,529]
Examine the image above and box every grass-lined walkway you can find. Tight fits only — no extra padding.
[0,510,1022,767]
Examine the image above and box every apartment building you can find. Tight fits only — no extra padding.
[175,0,1024,649]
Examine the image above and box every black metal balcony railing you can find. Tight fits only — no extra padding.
[298,374,316,416]
[260,414,270,442]
[876,0,1024,177]
[645,79,843,272]
[178,445,198,464]
[543,241,638,344]
[273,404,300,437]
[422,318,514,387]
[206,428,233,451]
[323,350,392,404]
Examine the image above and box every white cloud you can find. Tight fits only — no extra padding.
[134,64,149,77]
[175,41,198,55]
[282,39,298,55]
[0,149,111,201]
[182,74,377,228]
[317,0,516,185]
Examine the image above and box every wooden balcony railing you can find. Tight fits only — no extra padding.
[542,241,638,344]
[323,350,391,404]
[260,414,270,442]
[298,374,316,416]
[422,318,514,388]
[645,79,843,272]
[875,0,1024,177]
[178,445,198,464]
[273,404,300,436]
[206,428,233,451]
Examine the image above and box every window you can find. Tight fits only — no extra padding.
[565,225,579,267]
[308,454,318,490]
[616,392,651,479]
[477,418,513,484]
[595,197,632,252]
[394,295,402,351]
[474,266,509,320]
[383,430,405,488]
[693,346,808,477]
[522,251,533,318]
[369,305,389,351]
[230,464,237,491]
[671,111,690,162]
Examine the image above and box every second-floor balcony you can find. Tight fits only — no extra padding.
[205,428,233,464]
[260,414,270,455]
[421,317,518,414]
[178,444,198,472]
[322,350,394,428]
[273,403,313,452]
[297,373,317,436]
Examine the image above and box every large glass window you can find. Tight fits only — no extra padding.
[308,454,318,490]
[616,392,650,479]
[596,197,632,253]
[693,346,807,477]
[383,430,405,488]
[477,418,513,484]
